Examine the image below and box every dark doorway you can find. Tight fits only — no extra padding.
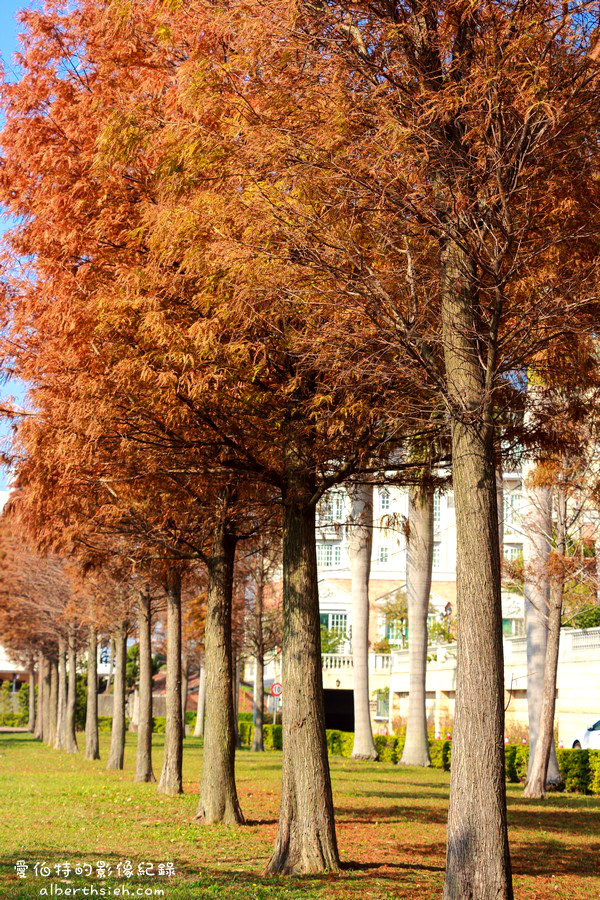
[323,689,354,732]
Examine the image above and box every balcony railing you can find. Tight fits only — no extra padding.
[322,652,392,671]
[321,626,600,676]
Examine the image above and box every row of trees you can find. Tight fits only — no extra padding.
[0,511,284,772]
[0,1,598,896]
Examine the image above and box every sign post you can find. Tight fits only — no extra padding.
[271,682,282,725]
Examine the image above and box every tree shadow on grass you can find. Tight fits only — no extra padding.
[510,840,600,877]
[340,859,444,874]
[506,798,600,835]
[335,803,448,826]
[0,735,39,749]
[0,851,445,895]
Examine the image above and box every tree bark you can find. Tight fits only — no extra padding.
[48,657,58,748]
[347,481,378,760]
[55,635,67,750]
[85,625,100,761]
[35,652,44,741]
[524,489,566,799]
[266,497,339,875]
[523,464,562,786]
[107,624,127,770]
[596,518,600,602]
[158,570,183,795]
[65,626,78,753]
[497,463,504,551]
[106,638,116,693]
[197,523,243,823]
[440,241,512,899]
[181,649,189,737]
[401,482,433,767]
[194,662,206,738]
[251,573,265,752]
[135,591,155,782]
[28,666,36,733]
[233,652,241,749]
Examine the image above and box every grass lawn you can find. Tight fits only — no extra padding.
[0,732,599,898]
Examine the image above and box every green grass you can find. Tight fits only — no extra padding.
[0,732,599,898]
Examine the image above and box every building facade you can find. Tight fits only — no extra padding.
[315,471,525,648]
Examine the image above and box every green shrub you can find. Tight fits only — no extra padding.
[0,712,27,727]
[374,735,398,763]
[238,722,253,747]
[263,724,282,750]
[589,751,600,794]
[340,731,354,758]
[443,740,452,771]
[238,712,253,723]
[515,745,529,782]
[327,730,342,755]
[505,744,519,782]
[561,748,590,793]
[18,683,30,717]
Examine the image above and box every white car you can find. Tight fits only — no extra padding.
[571,719,600,749]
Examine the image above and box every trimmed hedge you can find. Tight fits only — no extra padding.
[117,712,600,796]
[235,724,600,794]
[0,712,28,727]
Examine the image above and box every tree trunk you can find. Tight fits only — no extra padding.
[135,591,155,782]
[194,662,206,738]
[523,464,562,786]
[106,638,116,693]
[596,517,600,602]
[85,625,100,761]
[251,570,265,752]
[158,570,183,795]
[55,635,67,750]
[35,652,44,741]
[181,650,189,737]
[266,497,339,875]
[28,666,36,733]
[440,241,512,899]
[347,481,378,760]
[48,657,58,748]
[497,462,504,552]
[196,523,244,824]
[233,653,241,749]
[65,626,78,753]
[107,624,127,770]
[524,489,566,798]
[401,482,433,766]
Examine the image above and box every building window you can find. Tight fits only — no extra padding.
[317,543,341,567]
[504,544,522,562]
[503,492,522,531]
[433,492,441,525]
[385,619,406,644]
[378,545,389,564]
[433,543,441,570]
[319,491,343,523]
[330,613,348,635]
[317,543,332,567]
[376,690,389,719]
[320,612,348,634]
[380,488,390,511]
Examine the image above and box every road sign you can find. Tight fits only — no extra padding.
[271,682,283,698]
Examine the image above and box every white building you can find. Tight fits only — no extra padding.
[315,471,525,647]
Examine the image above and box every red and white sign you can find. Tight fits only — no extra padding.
[271,682,283,698]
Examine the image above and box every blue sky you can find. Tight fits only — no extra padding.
[0,2,28,77]
[0,2,31,489]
